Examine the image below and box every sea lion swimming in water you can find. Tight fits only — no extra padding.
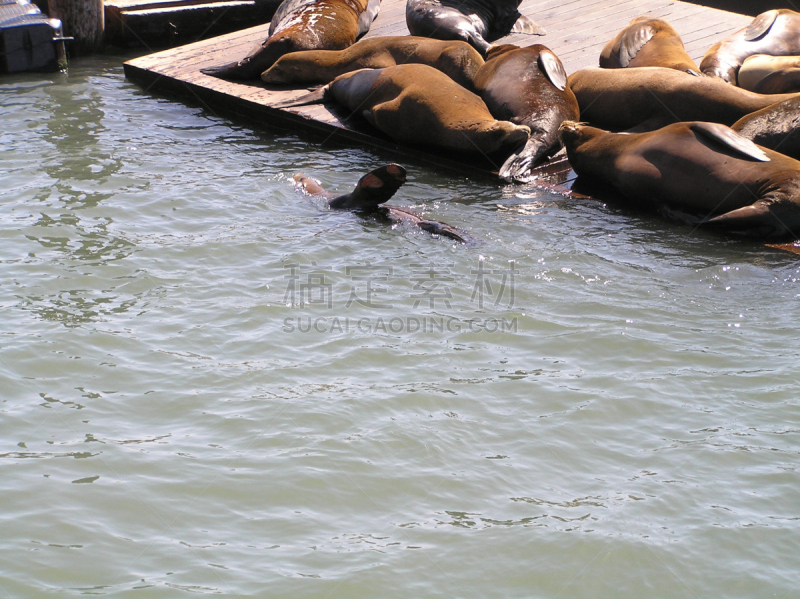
[201,0,381,80]
[599,17,700,74]
[405,0,545,55]
[700,9,800,85]
[568,67,800,132]
[294,163,469,242]
[261,36,484,89]
[560,120,800,241]
[472,44,579,181]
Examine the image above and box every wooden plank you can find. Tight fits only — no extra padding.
[123,0,755,194]
[105,0,279,46]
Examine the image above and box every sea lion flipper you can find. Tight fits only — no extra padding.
[705,201,782,237]
[511,15,546,36]
[272,86,329,108]
[754,68,800,94]
[358,0,382,36]
[690,122,770,162]
[538,49,568,91]
[386,206,470,243]
[498,151,532,182]
[617,21,656,67]
[745,10,779,42]
[362,109,377,127]
[293,174,331,198]
[416,219,470,243]
[499,138,550,182]
[201,61,245,78]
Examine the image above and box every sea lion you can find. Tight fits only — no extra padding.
[568,67,800,132]
[738,54,800,93]
[201,0,381,80]
[700,9,800,84]
[599,17,700,74]
[732,96,800,161]
[405,0,545,56]
[472,44,579,181]
[294,163,469,241]
[560,120,800,240]
[261,36,484,89]
[282,64,530,158]
[753,69,800,94]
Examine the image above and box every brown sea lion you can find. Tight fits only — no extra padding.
[201,0,381,80]
[700,9,800,84]
[472,44,579,181]
[739,55,800,93]
[405,0,545,56]
[261,36,484,89]
[731,96,800,161]
[568,67,800,132]
[560,120,800,240]
[294,163,469,242]
[282,64,530,158]
[753,69,800,94]
[599,17,700,74]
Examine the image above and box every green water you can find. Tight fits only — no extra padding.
[1,55,799,598]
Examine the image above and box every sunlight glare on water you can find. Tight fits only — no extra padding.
[1,55,799,598]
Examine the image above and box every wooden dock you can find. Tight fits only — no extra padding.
[105,0,281,47]
[123,0,753,189]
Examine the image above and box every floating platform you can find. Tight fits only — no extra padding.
[123,0,753,190]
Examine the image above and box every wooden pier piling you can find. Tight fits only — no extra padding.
[47,0,104,54]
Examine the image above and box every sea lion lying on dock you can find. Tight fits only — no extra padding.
[738,55,800,93]
[599,17,700,74]
[279,64,530,159]
[700,9,800,84]
[560,120,800,240]
[731,96,800,161]
[201,0,381,80]
[294,163,469,242]
[752,68,800,95]
[405,0,545,55]
[261,36,484,89]
[568,67,800,132]
[472,44,579,181]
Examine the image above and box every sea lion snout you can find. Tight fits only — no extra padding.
[505,124,531,145]
[558,120,585,144]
